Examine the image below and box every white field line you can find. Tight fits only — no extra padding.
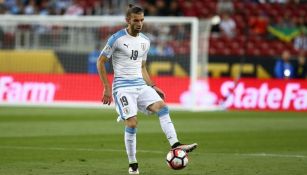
[0,145,306,159]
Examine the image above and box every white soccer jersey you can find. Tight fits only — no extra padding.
[100,28,150,92]
[101,28,150,78]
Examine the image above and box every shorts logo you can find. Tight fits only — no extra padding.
[123,107,130,115]
[141,43,146,51]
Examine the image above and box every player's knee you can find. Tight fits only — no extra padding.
[126,121,138,128]
[157,102,167,112]
[148,101,166,113]
[125,116,138,128]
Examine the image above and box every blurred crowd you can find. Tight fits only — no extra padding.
[0,0,182,16]
[0,0,306,78]
[0,0,130,15]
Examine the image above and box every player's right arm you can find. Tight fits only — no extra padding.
[97,54,112,105]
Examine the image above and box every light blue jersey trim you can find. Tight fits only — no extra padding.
[113,84,146,91]
[114,78,145,84]
[113,77,146,92]
[157,106,169,117]
[140,33,150,41]
[107,29,127,47]
[125,127,137,134]
[114,81,146,85]
[114,79,146,87]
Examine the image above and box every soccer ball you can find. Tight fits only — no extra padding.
[166,148,188,170]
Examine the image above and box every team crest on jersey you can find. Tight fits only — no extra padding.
[141,43,146,51]
[123,107,130,115]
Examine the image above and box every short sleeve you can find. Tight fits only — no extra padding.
[100,35,117,59]
[142,42,150,61]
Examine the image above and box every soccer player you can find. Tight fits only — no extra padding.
[96,4,197,174]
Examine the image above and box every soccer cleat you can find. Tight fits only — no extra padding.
[128,163,139,174]
[172,143,198,153]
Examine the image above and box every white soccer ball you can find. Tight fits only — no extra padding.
[166,148,188,170]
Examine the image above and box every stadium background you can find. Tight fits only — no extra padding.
[1,0,306,111]
[0,1,307,175]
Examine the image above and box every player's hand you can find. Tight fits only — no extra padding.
[153,86,165,100]
[102,86,112,105]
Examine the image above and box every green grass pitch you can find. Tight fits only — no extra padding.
[0,107,306,175]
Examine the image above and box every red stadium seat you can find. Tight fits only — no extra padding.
[176,1,305,57]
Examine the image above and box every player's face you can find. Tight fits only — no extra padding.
[127,13,144,33]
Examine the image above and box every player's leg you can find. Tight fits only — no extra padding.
[148,101,179,146]
[113,91,139,174]
[148,101,198,152]
[138,86,197,152]
[125,117,139,174]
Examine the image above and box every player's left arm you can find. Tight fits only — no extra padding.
[142,61,165,99]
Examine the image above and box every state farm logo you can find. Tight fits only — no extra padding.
[221,81,307,110]
[0,76,56,103]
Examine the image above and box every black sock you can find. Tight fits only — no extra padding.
[129,163,138,171]
[171,142,181,148]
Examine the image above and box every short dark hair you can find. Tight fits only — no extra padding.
[126,4,144,17]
